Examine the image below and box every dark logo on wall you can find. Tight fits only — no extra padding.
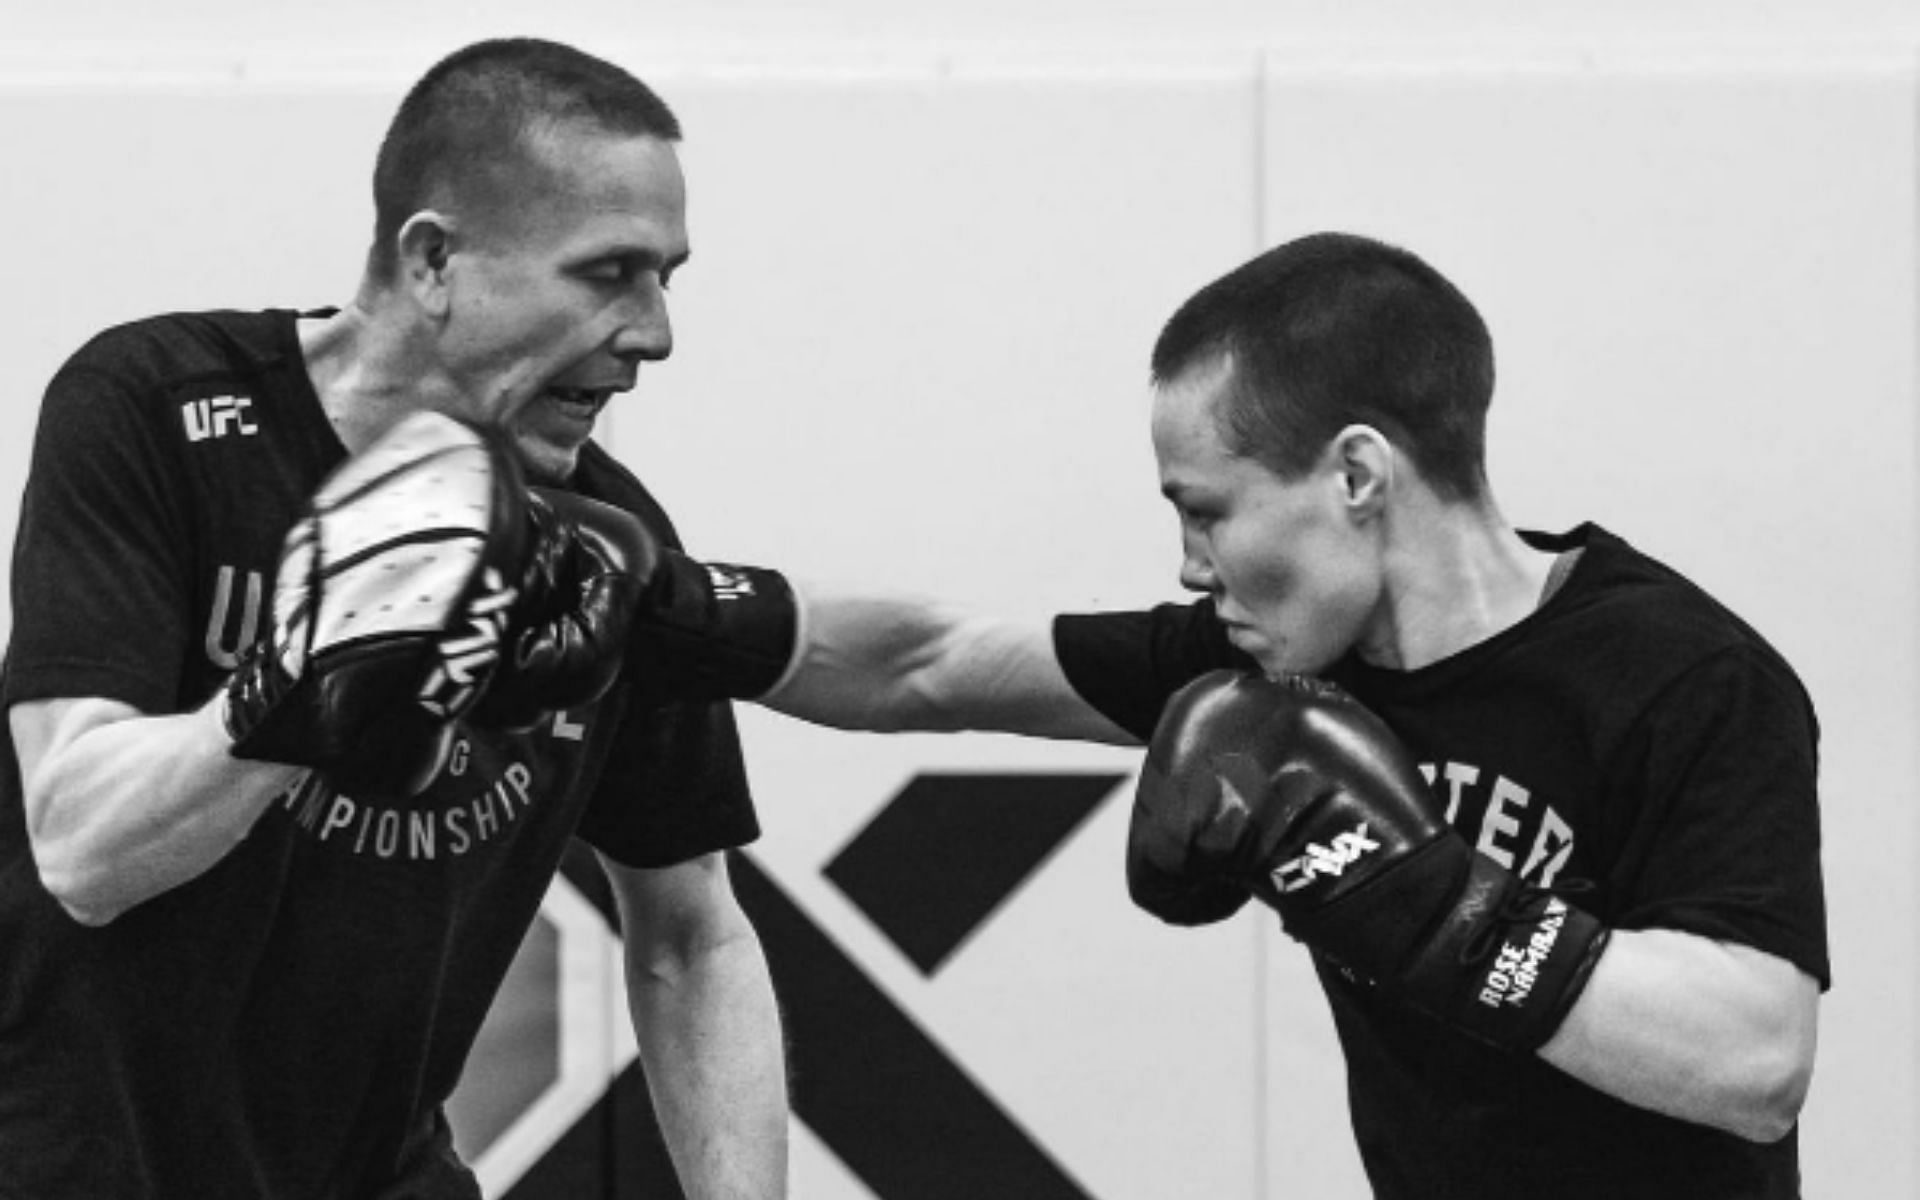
[460,771,1125,1199]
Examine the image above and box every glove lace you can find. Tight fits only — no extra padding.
[1457,877,1597,967]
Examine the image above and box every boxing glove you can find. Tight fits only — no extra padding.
[224,410,529,797]
[1129,669,1610,1053]
[473,485,799,723]
[468,488,660,730]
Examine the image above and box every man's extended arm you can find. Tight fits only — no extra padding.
[604,850,788,1200]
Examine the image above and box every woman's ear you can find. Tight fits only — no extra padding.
[1330,423,1394,516]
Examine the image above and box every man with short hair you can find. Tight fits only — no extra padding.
[0,38,785,1199]
[754,232,1826,1197]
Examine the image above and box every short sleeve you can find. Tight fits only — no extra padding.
[1051,598,1251,741]
[1604,646,1829,987]
[572,689,761,869]
[562,443,762,870]
[5,357,195,713]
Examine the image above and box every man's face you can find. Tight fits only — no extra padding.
[1150,358,1382,676]
[437,127,689,482]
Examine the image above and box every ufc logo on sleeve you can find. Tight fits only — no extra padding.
[182,394,259,441]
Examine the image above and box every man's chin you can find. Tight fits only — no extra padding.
[510,433,583,486]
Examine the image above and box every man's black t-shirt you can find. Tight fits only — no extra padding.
[0,310,758,1198]
[1055,525,1827,1199]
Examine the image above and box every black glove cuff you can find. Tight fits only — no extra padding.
[1411,858,1613,1053]
[628,554,799,705]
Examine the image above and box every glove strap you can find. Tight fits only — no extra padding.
[1405,858,1612,1053]
[628,554,799,705]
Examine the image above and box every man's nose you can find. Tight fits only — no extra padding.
[611,277,673,362]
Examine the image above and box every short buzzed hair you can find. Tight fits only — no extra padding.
[367,37,681,279]
[1151,232,1496,502]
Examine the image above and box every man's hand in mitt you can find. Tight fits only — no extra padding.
[223,410,530,797]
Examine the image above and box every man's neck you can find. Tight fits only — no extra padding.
[1354,497,1555,672]
[296,298,463,455]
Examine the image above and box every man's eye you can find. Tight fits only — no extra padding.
[585,260,674,290]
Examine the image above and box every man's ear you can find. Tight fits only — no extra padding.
[1330,424,1394,517]
[395,211,457,318]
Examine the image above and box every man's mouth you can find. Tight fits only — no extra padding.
[542,386,616,418]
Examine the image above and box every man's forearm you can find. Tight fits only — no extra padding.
[15,695,303,924]
[627,926,789,1199]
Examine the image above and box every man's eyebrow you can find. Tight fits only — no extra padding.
[587,246,691,272]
